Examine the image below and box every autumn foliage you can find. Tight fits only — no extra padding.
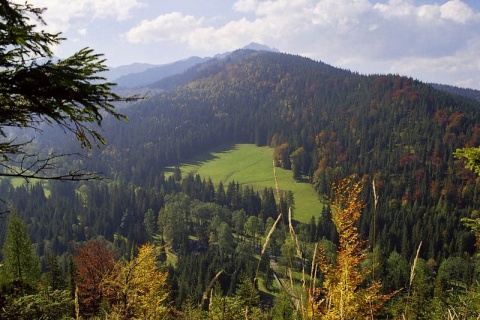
[101,242,170,319]
[73,239,115,316]
[309,175,393,319]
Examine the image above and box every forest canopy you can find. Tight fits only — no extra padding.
[1,0,480,318]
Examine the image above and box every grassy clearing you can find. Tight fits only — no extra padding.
[3,177,50,197]
[10,177,25,188]
[170,144,323,223]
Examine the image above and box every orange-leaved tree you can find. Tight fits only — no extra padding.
[309,175,393,319]
[73,239,116,317]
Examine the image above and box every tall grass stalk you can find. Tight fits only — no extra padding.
[309,243,319,317]
[404,241,422,317]
[272,159,306,317]
[372,178,378,281]
[256,212,282,278]
[255,161,283,280]
[201,269,225,309]
[309,243,318,295]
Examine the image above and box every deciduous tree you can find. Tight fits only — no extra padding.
[101,243,170,319]
[244,215,263,248]
[158,193,190,251]
[73,239,115,316]
[309,175,392,318]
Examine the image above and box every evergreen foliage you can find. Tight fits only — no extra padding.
[1,210,40,293]
[2,2,480,317]
[0,0,132,181]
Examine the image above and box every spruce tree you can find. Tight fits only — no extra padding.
[0,0,133,181]
[2,210,40,293]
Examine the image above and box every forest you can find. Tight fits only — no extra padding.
[2,46,480,318]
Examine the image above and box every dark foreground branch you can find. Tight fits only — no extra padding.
[0,151,103,181]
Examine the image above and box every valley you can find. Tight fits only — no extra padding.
[2,47,480,318]
[169,143,324,223]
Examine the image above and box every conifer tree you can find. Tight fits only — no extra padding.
[0,0,134,181]
[44,251,65,291]
[1,210,40,293]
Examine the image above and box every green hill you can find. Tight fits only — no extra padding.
[171,143,324,223]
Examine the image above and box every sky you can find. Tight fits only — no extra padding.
[28,0,480,89]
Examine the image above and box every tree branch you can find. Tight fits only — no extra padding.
[0,151,103,181]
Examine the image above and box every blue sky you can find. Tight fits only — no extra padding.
[31,0,480,89]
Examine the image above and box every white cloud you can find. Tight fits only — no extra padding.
[124,1,316,52]
[440,0,477,24]
[388,37,480,86]
[233,0,259,12]
[312,0,371,31]
[373,0,416,19]
[374,0,478,24]
[25,0,145,33]
[78,28,88,36]
[90,0,146,21]
[184,19,256,51]
[123,0,480,62]
[125,12,203,44]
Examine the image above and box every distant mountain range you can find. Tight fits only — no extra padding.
[105,42,279,89]
[110,56,209,88]
[430,83,480,103]
[105,43,479,103]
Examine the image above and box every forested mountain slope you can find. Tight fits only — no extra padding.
[2,49,480,318]
[93,49,479,259]
[431,82,480,103]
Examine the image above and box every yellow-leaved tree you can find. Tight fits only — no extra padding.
[309,175,393,319]
[101,243,170,319]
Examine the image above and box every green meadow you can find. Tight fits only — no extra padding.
[5,177,50,197]
[171,144,324,223]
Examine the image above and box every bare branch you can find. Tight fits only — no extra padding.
[0,151,103,181]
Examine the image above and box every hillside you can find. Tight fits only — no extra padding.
[113,56,209,88]
[431,82,480,103]
[2,49,480,318]
[169,143,323,223]
[95,49,480,260]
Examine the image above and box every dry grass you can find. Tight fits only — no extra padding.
[404,241,422,318]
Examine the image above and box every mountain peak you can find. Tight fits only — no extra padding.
[242,42,279,52]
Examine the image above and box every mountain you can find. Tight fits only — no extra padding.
[242,42,279,52]
[97,49,479,262]
[113,56,210,88]
[103,62,158,82]
[3,49,480,318]
[431,82,480,103]
[108,43,279,88]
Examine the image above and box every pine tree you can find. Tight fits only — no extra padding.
[44,251,65,291]
[0,0,133,181]
[1,210,40,293]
